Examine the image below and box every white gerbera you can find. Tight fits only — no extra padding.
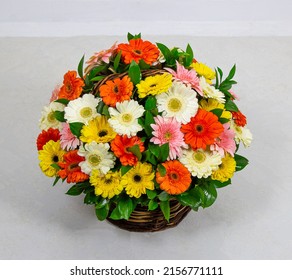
[64,94,101,124]
[156,81,198,124]
[231,120,253,148]
[78,141,115,175]
[199,77,225,103]
[108,100,145,137]
[179,148,222,178]
[39,101,65,130]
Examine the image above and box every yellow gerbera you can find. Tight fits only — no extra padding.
[90,170,123,199]
[191,62,216,84]
[211,154,236,182]
[80,116,116,143]
[38,140,65,177]
[121,162,155,198]
[200,98,232,120]
[136,73,172,98]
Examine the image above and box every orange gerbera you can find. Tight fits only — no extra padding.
[58,70,84,100]
[117,39,160,65]
[111,135,145,166]
[156,160,191,195]
[58,150,89,183]
[99,76,133,107]
[232,110,247,127]
[181,109,224,150]
[36,128,60,150]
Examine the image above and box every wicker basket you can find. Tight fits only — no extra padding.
[106,201,191,232]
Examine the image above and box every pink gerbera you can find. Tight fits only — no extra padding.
[166,61,202,95]
[60,123,80,150]
[50,85,61,102]
[150,116,187,160]
[210,123,236,156]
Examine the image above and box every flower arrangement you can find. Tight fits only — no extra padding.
[37,33,252,230]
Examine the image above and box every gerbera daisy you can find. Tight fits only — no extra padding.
[156,160,191,195]
[38,140,65,177]
[210,123,236,157]
[179,148,222,178]
[99,75,133,107]
[136,73,172,98]
[231,121,253,148]
[108,100,145,137]
[211,154,236,183]
[111,135,145,166]
[90,170,123,199]
[191,62,216,84]
[64,94,101,124]
[165,61,202,95]
[156,81,198,124]
[181,109,224,150]
[232,110,247,127]
[121,162,155,198]
[58,70,84,100]
[80,116,116,144]
[58,150,89,183]
[117,38,160,65]
[39,101,65,130]
[150,116,187,160]
[200,98,232,120]
[199,77,225,103]
[36,128,60,151]
[78,141,115,175]
[50,85,61,102]
[60,123,80,150]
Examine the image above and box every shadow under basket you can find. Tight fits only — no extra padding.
[106,200,191,232]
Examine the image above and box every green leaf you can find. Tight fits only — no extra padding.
[226,64,236,81]
[176,189,201,209]
[69,122,84,137]
[101,104,110,118]
[185,44,194,66]
[89,65,107,77]
[114,51,122,71]
[145,96,157,110]
[84,192,97,204]
[143,150,157,165]
[95,204,109,221]
[225,99,239,112]
[157,164,166,177]
[128,61,141,85]
[148,200,158,211]
[127,32,134,41]
[210,109,223,118]
[96,101,105,114]
[139,59,150,70]
[160,200,170,222]
[197,184,217,208]
[219,118,230,124]
[52,176,61,186]
[159,143,170,162]
[234,154,249,171]
[50,163,61,170]
[217,67,223,82]
[118,197,134,220]
[95,197,109,209]
[210,179,231,189]
[109,206,122,220]
[146,189,157,199]
[148,143,160,158]
[90,75,106,82]
[66,184,85,196]
[54,110,65,122]
[156,42,172,62]
[144,111,155,136]
[78,55,85,79]
[121,165,133,176]
[127,144,142,161]
[158,191,170,202]
[54,99,69,105]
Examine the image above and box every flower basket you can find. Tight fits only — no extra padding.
[37,33,252,232]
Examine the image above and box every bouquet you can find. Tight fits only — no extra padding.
[37,33,252,230]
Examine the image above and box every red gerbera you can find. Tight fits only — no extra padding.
[117,39,160,65]
[232,110,247,127]
[58,150,89,183]
[58,70,84,100]
[156,160,191,195]
[111,135,145,166]
[181,109,224,150]
[36,128,60,150]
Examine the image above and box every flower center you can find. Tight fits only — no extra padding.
[52,155,59,163]
[69,163,79,171]
[134,49,142,55]
[167,98,182,112]
[164,131,172,141]
[47,111,56,123]
[113,85,119,94]
[98,130,108,137]
[104,178,113,185]
[88,154,101,166]
[133,174,142,182]
[170,172,179,180]
[195,124,204,133]
[80,107,93,119]
[192,151,206,163]
[65,82,72,93]
[121,113,133,123]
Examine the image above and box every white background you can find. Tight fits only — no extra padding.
[0,0,292,260]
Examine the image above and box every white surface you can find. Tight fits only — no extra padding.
[0,36,291,260]
[1,0,292,36]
